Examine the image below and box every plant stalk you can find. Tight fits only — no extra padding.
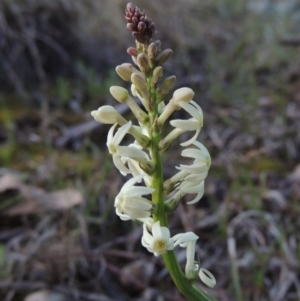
[148,73,218,301]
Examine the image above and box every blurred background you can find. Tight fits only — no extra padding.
[0,0,300,300]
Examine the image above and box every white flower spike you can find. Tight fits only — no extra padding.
[142,221,174,256]
[91,4,216,298]
[115,175,154,221]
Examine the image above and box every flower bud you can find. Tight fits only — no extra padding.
[158,75,176,100]
[131,84,138,97]
[110,86,129,103]
[152,66,163,84]
[173,87,194,106]
[147,42,156,59]
[131,73,150,101]
[147,42,157,67]
[137,53,149,73]
[127,47,138,57]
[91,105,127,124]
[115,64,132,81]
[131,73,146,90]
[156,49,173,66]
[116,63,143,81]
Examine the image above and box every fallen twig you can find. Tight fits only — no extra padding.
[280,37,300,47]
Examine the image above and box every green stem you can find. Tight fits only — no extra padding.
[148,74,218,301]
[163,252,218,301]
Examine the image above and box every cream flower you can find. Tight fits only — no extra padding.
[121,144,152,185]
[91,105,127,125]
[170,100,203,146]
[165,181,205,207]
[179,141,211,172]
[110,86,148,123]
[142,221,174,256]
[159,101,203,150]
[172,232,216,286]
[173,87,195,105]
[131,84,149,111]
[178,181,205,205]
[107,122,132,174]
[107,121,150,174]
[172,232,199,279]
[158,87,194,127]
[165,141,210,205]
[115,175,154,221]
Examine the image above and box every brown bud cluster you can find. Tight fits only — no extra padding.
[125,3,156,44]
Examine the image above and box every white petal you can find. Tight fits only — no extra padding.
[113,121,132,146]
[113,155,131,174]
[184,242,198,279]
[152,221,170,240]
[126,163,152,188]
[107,123,118,147]
[186,190,205,205]
[121,175,143,191]
[181,181,204,194]
[170,119,198,130]
[126,186,154,197]
[181,148,204,159]
[117,146,148,159]
[126,197,152,208]
[158,227,171,240]
[173,88,194,104]
[115,208,131,220]
[199,268,216,288]
[167,240,174,250]
[177,164,207,175]
[184,170,208,182]
[180,128,200,146]
[172,232,198,246]
[179,100,203,120]
[152,221,162,237]
[142,223,153,245]
[127,209,151,219]
[193,141,210,157]
[190,100,202,113]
